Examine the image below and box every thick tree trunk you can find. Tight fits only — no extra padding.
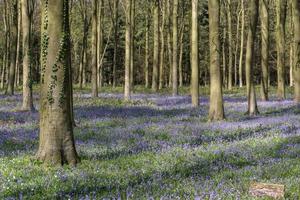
[276,0,287,100]
[191,0,199,107]
[260,0,269,101]
[152,0,160,92]
[37,0,79,166]
[21,0,34,111]
[124,0,132,100]
[245,0,259,116]
[292,0,300,103]
[91,0,98,97]
[172,0,178,96]
[208,0,225,121]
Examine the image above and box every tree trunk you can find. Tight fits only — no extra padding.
[167,0,172,88]
[292,0,300,103]
[208,0,225,121]
[245,0,259,116]
[152,0,160,92]
[112,0,119,88]
[97,0,104,89]
[21,0,34,111]
[6,0,18,95]
[227,0,233,90]
[260,0,269,101]
[124,0,132,100]
[239,0,245,88]
[145,12,149,88]
[37,0,79,166]
[276,0,287,100]
[178,23,184,87]
[172,0,178,96]
[130,0,135,91]
[91,0,98,97]
[191,0,199,107]
[159,0,166,90]
[15,0,21,88]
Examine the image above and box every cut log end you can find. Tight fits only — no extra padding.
[249,182,285,199]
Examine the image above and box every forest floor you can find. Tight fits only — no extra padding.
[0,86,300,199]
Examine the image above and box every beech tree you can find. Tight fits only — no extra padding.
[293,0,300,103]
[276,0,287,100]
[172,0,178,96]
[124,0,132,100]
[152,0,159,92]
[191,0,199,107]
[21,0,35,111]
[6,0,18,95]
[245,0,259,116]
[260,0,269,101]
[37,0,79,165]
[208,0,225,121]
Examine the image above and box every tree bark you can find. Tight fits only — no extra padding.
[260,0,269,101]
[191,0,199,107]
[152,0,160,92]
[112,0,119,88]
[145,11,149,88]
[6,0,18,95]
[276,0,287,100]
[292,0,300,103]
[172,0,178,96]
[245,0,259,116]
[159,0,166,90]
[226,0,233,90]
[91,0,98,97]
[37,0,79,166]
[21,0,35,111]
[208,0,225,121]
[239,0,245,88]
[124,0,132,100]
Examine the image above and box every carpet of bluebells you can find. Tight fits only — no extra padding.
[0,86,300,199]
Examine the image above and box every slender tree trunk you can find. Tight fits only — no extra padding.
[145,12,149,88]
[172,0,178,96]
[167,0,172,88]
[37,0,79,166]
[208,0,225,121]
[6,0,18,95]
[239,0,245,88]
[21,0,34,111]
[15,0,21,88]
[178,23,184,87]
[1,1,9,90]
[97,0,104,89]
[130,0,135,90]
[152,0,160,92]
[234,7,241,87]
[159,0,166,90]
[124,0,132,100]
[245,0,259,116]
[112,0,119,88]
[91,0,98,97]
[276,0,287,100]
[191,0,199,107]
[292,0,300,103]
[260,0,269,101]
[227,0,233,90]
